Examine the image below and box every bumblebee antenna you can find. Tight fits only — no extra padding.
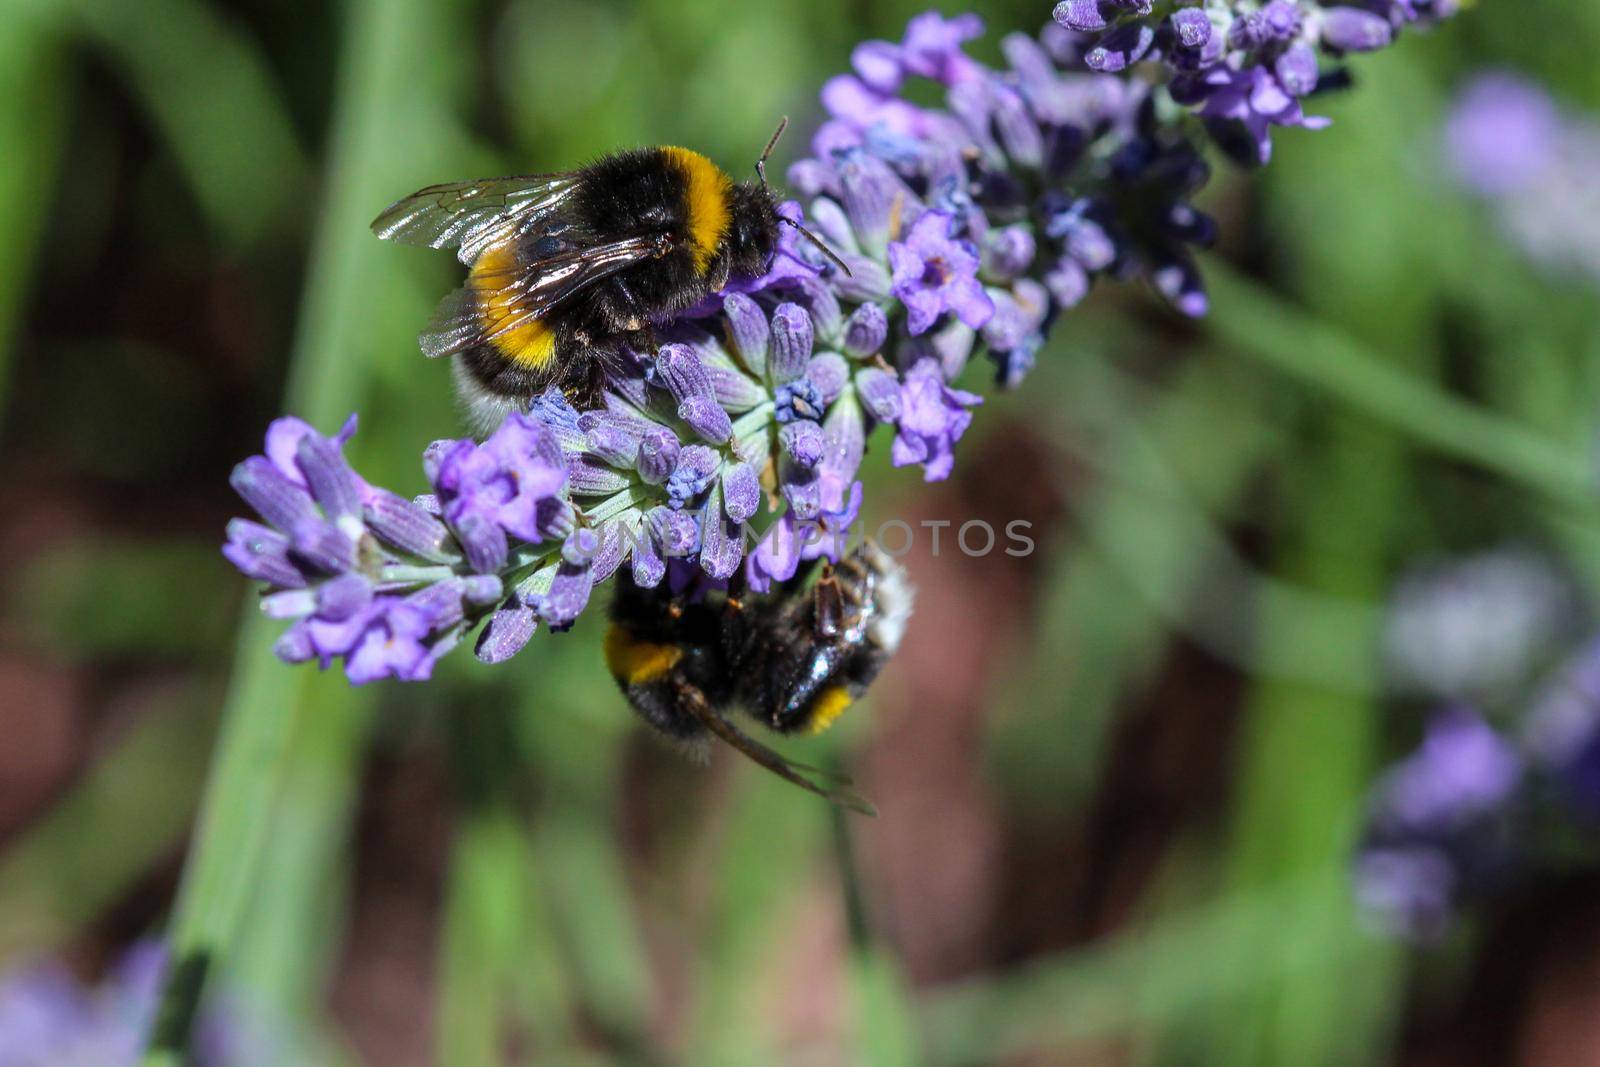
[781,216,853,277]
[756,115,788,190]
[754,115,852,278]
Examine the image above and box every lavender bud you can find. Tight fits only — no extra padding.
[837,151,900,256]
[806,197,859,254]
[666,444,720,509]
[677,395,733,444]
[780,420,826,469]
[787,158,838,199]
[723,293,770,376]
[636,427,681,485]
[782,470,823,522]
[295,433,361,525]
[231,457,317,533]
[538,562,594,630]
[842,304,889,358]
[316,573,373,621]
[407,579,466,633]
[579,410,646,466]
[1053,0,1112,33]
[1085,23,1154,73]
[454,512,508,574]
[855,367,904,423]
[769,303,815,384]
[721,462,761,523]
[562,527,601,565]
[1046,258,1091,308]
[590,521,628,584]
[704,362,767,412]
[1321,7,1393,51]
[1152,257,1209,318]
[1275,41,1319,97]
[568,456,632,495]
[823,391,866,479]
[262,589,316,619]
[993,87,1044,169]
[650,507,699,558]
[655,342,708,399]
[796,275,843,341]
[463,575,504,606]
[807,353,850,404]
[983,225,1037,280]
[275,623,316,663]
[1170,8,1212,49]
[223,518,307,588]
[699,488,743,580]
[289,518,357,575]
[422,439,455,485]
[851,39,903,93]
[835,256,892,303]
[475,604,537,663]
[363,490,456,562]
[631,528,666,588]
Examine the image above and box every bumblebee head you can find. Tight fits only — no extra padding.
[726,181,782,280]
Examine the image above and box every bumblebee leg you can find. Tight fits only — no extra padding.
[626,324,660,356]
[672,677,876,815]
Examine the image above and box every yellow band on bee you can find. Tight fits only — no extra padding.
[803,685,854,736]
[661,146,732,275]
[604,625,685,685]
[473,244,556,369]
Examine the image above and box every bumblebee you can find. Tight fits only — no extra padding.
[604,542,915,813]
[372,120,843,433]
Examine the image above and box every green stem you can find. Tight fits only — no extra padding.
[1205,264,1596,509]
[140,0,446,1060]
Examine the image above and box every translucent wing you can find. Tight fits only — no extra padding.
[418,233,665,359]
[371,174,580,265]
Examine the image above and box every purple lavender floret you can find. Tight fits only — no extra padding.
[223,412,581,681]
[1052,0,1460,165]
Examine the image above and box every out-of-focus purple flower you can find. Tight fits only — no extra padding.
[888,212,995,336]
[1443,72,1600,286]
[1384,547,1580,703]
[1189,63,1331,166]
[0,941,313,1067]
[1369,708,1523,836]
[1353,846,1459,941]
[1445,73,1562,198]
[889,358,982,482]
[1354,707,1523,941]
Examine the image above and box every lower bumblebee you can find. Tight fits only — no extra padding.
[372,120,842,433]
[604,542,915,813]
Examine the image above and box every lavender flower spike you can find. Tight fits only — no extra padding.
[223,412,581,681]
[232,7,1473,682]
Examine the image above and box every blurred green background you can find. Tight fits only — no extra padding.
[2,0,1599,1064]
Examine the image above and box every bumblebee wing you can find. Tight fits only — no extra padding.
[674,680,876,815]
[418,234,662,360]
[371,174,580,265]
